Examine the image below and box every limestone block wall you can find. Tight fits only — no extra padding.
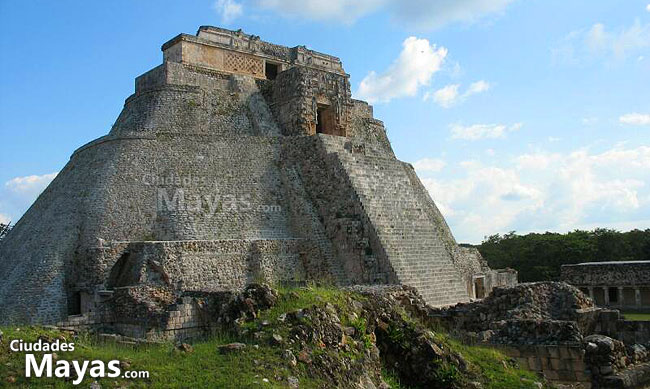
[299,134,469,306]
[562,261,650,287]
[500,345,591,388]
[279,165,351,285]
[163,35,266,79]
[347,100,393,154]
[562,261,650,310]
[77,240,305,296]
[161,27,346,81]
[268,66,352,136]
[595,309,650,345]
[0,136,128,324]
[284,136,394,285]
[135,62,231,94]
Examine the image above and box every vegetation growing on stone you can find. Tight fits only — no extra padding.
[0,286,545,388]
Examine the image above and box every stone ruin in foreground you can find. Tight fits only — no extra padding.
[0,26,516,337]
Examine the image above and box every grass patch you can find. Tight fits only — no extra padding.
[444,337,544,389]
[0,326,318,388]
[381,368,404,389]
[241,285,363,332]
[622,312,650,321]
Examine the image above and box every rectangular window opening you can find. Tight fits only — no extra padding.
[316,104,337,135]
[265,62,279,80]
[68,291,81,315]
[608,287,618,303]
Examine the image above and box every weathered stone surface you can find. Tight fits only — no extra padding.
[0,26,500,328]
[429,282,598,345]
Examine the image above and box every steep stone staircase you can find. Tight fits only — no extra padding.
[318,135,469,306]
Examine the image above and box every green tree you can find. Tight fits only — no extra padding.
[475,228,650,282]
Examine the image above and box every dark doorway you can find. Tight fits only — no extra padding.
[608,287,618,304]
[316,104,336,135]
[68,291,81,315]
[474,277,486,299]
[265,62,278,80]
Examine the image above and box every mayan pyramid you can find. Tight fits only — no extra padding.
[0,27,514,328]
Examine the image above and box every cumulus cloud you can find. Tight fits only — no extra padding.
[450,122,522,140]
[619,113,650,126]
[647,3,650,12]
[0,213,10,224]
[215,0,243,24]
[466,80,490,95]
[554,20,650,64]
[412,158,446,172]
[0,172,58,223]
[356,37,447,104]
[426,80,490,108]
[426,84,459,108]
[254,0,515,29]
[5,173,58,195]
[420,145,650,243]
[254,0,384,24]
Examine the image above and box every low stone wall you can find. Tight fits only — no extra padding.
[57,289,229,341]
[592,309,650,346]
[499,344,591,388]
[615,321,650,345]
[113,295,218,341]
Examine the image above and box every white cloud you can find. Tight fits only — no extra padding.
[255,0,384,24]
[0,172,58,223]
[215,0,243,24]
[646,3,650,12]
[356,37,447,104]
[555,20,650,64]
[412,158,446,172]
[389,0,516,30]
[254,0,515,29]
[450,122,522,140]
[426,80,490,108]
[619,113,650,126]
[5,173,58,195]
[421,145,650,243]
[466,80,490,95]
[427,84,459,108]
[0,213,10,224]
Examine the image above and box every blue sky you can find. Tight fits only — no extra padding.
[1,0,649,243]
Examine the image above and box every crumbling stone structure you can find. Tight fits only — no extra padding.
[454,246,518,299]
[0,26,513,332]
[562,261,650,311]
[429,282,650,388]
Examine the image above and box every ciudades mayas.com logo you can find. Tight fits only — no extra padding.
[10,339,148,385]
[148,174,283,217]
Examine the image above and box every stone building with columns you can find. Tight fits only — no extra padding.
[561,261,650,311]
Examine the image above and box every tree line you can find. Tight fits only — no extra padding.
[474,228,650,282]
